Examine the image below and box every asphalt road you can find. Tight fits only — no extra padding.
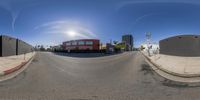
[0,51,200,100]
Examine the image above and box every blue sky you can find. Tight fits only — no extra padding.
[0,0,200,47]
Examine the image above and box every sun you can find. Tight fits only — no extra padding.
[67,30,77,37]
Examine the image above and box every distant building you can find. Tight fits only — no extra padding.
[52,45,62,51]
[122,34,133,51]
[62,39,100,52]
[106,43,114,53]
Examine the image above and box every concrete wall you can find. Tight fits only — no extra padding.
[0,37,1,56]
[17,39,33,55]
[0,35,17,57]
[159,35,200,57]
[0,35,33,57]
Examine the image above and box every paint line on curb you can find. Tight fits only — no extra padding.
[1,53,35,76]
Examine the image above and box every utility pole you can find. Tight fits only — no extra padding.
[146,32,152,56]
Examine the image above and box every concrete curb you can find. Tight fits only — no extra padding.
[0,52,36,76]
[140,51,200,78]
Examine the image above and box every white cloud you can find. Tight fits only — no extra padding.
[116,0,200,11]
[34,20,98,40]
[0,0,39,32]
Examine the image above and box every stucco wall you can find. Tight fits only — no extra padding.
[159,35,200,57]
[17,39,33,55]
[0,35,33,57]
[0,35,17,57]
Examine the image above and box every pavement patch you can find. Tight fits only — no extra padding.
[141,64,154,75]
[32,58,39,63]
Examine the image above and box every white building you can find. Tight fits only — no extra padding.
[141,43,159,55]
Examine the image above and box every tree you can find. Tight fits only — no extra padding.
[114,42,126,49]
[40,45,46,51]
[113,41,118,45]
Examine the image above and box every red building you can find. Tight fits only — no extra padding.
[62,39,100,51]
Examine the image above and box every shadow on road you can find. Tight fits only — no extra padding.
[141,64,200,88]
[52,52,122,58]
[141,64,154,75]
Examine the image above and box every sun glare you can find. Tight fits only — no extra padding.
[67,30,77,37]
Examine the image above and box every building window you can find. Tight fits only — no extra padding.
[78,41,85,45]
[85,41,93,45]
[66,42,71,46]
[72,41,77,45]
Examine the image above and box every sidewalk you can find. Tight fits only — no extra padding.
[0,52,35,76]
[141,51,200,83]
[142,51,200,77]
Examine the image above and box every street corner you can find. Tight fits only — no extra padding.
[0,52,36,82]
[141,35,200,85]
